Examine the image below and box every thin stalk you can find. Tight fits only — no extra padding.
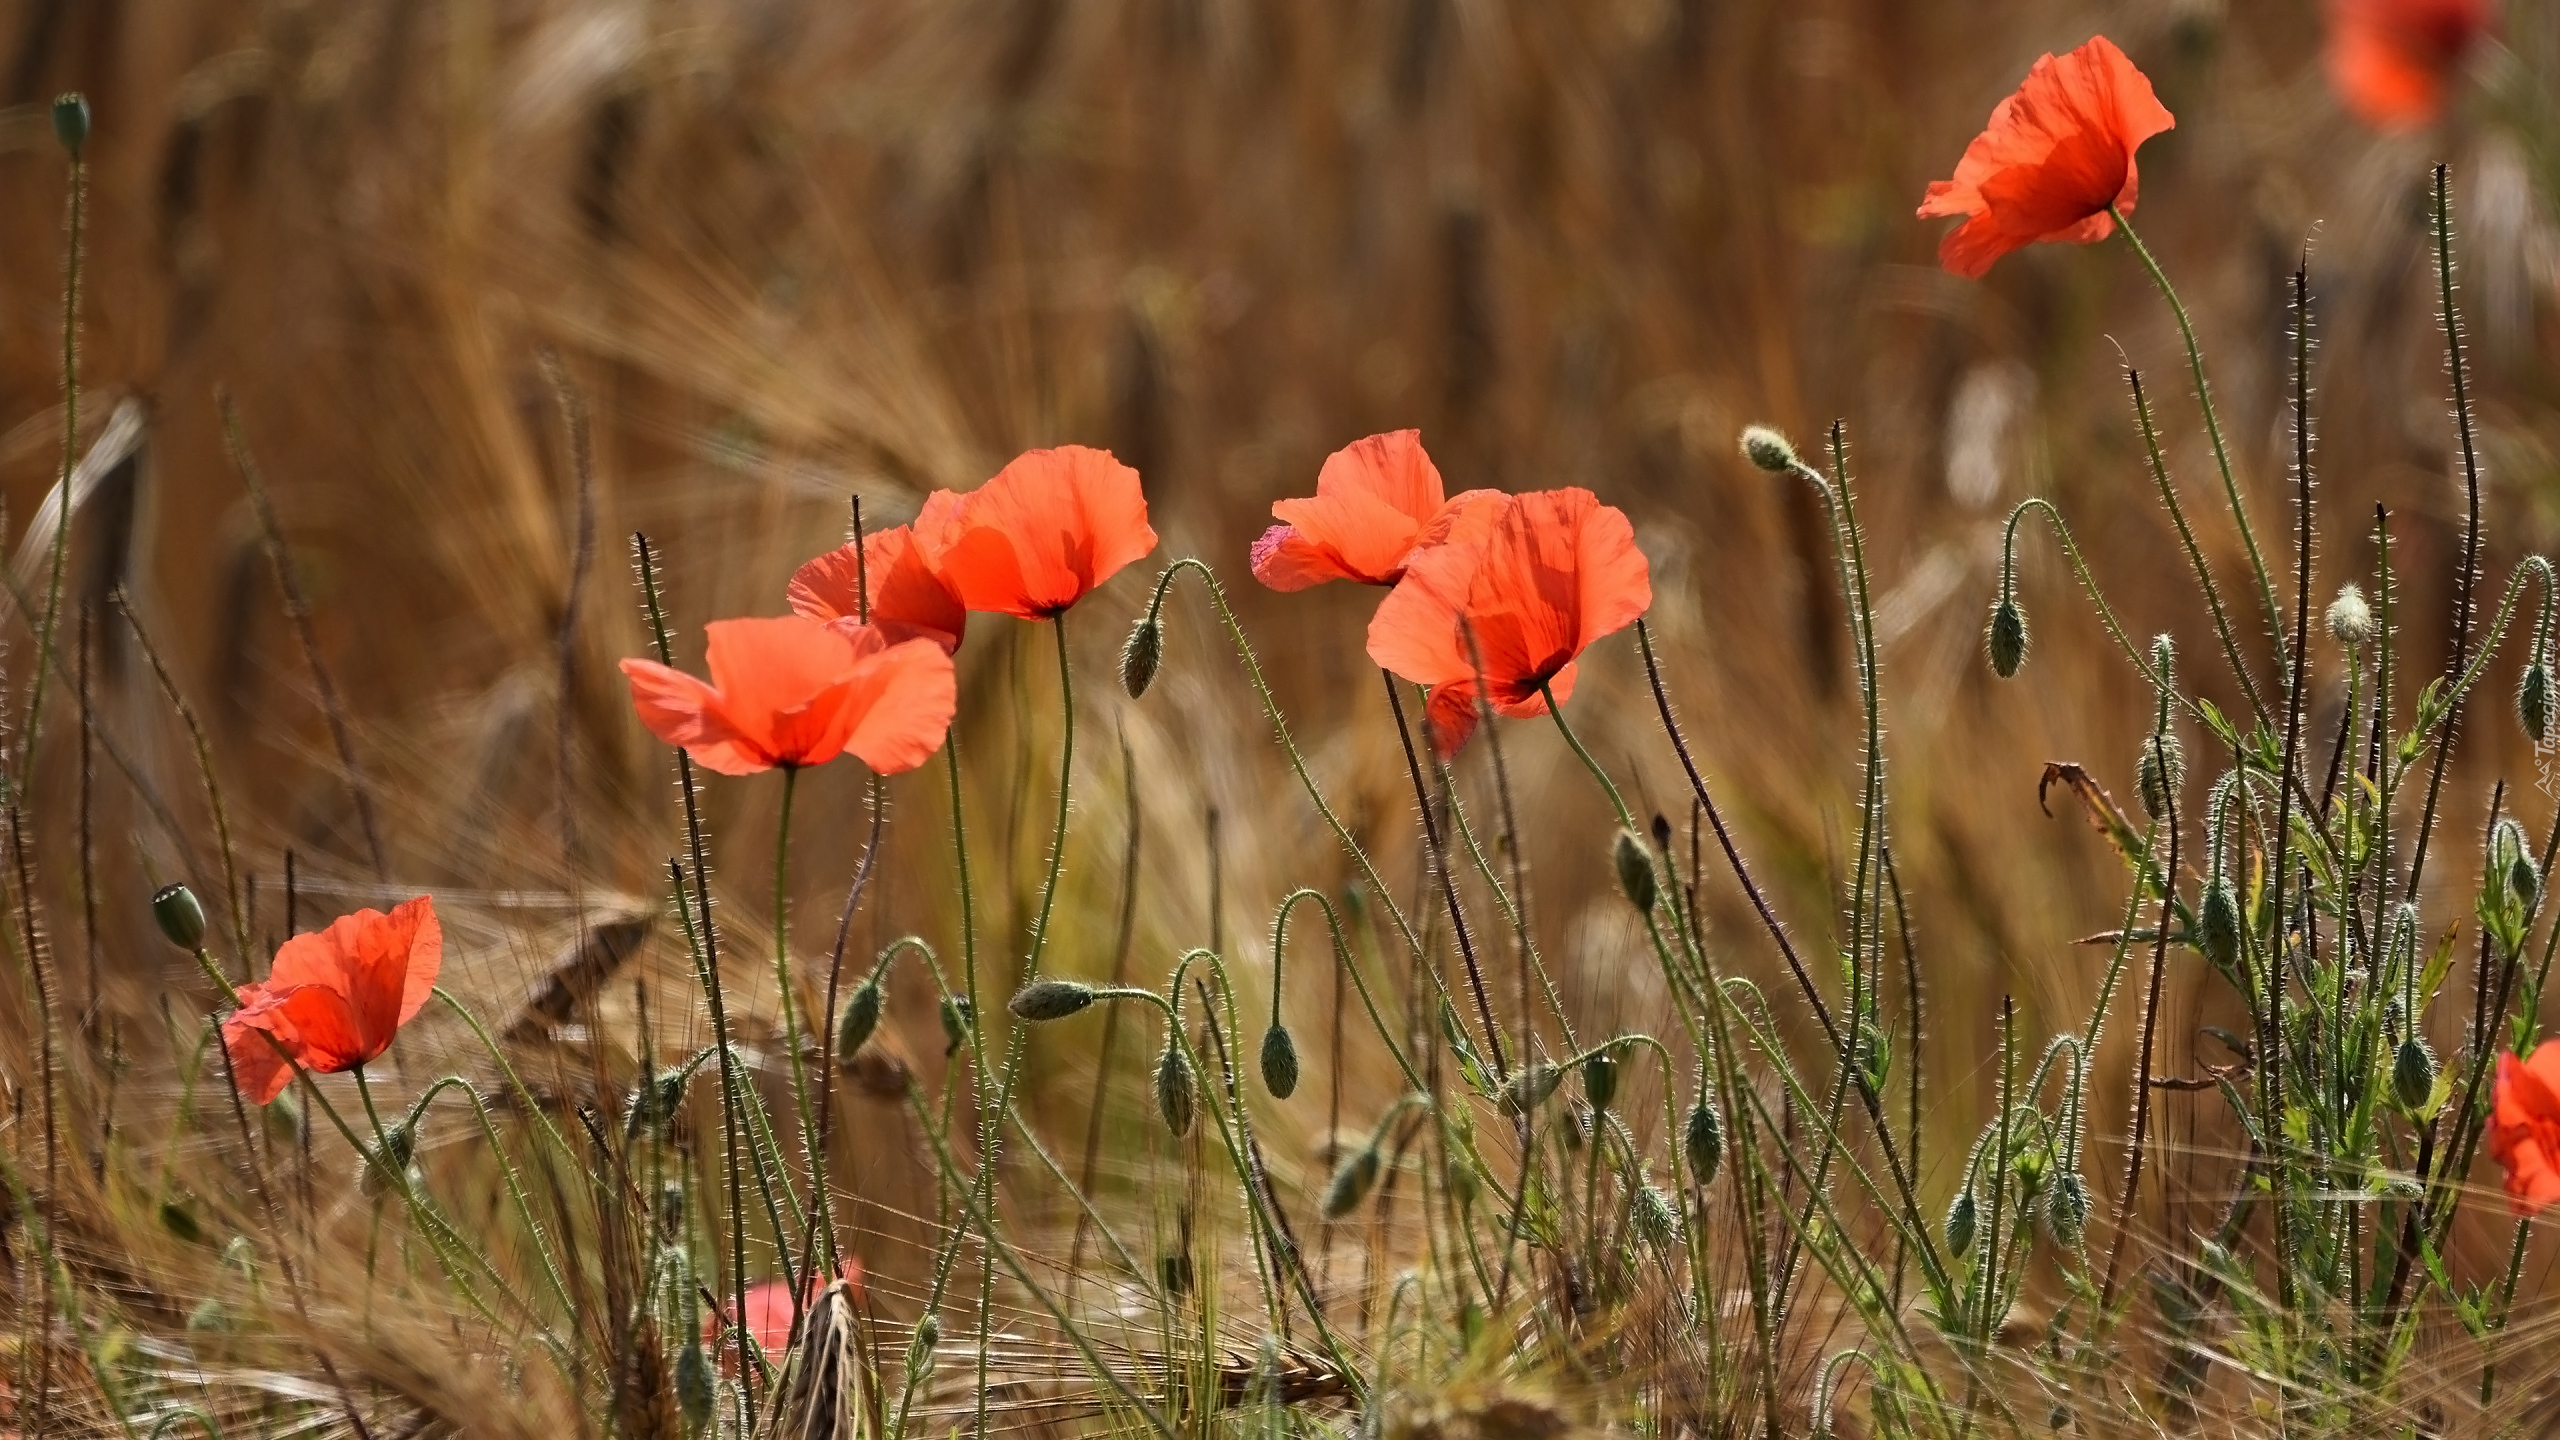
[19,108,84,780]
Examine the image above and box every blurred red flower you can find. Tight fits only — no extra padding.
[621,616,956,777]
[2492,1046,2560,1215]
[1251,430,1503,590]
[790,525,968,654]
[223,897,442,1105]
[2326,0,2491,131]
[914,445,1158,619]
[1917,35,2175,279]
[1366,488,1651,754]
[712,1259,865,1368]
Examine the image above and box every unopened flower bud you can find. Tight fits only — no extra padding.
[1739,425,1798,474]
[1155,1042,1196,1137]
[152,883,207,951]
[361,1125,416,1198]
[2197,880,2241,971]
[1120,616,1163,699]
[1945,1188,1977,1259]
[2523,663,2554,744]
[2138,731,2185,821]
[1684,1097,1724,1187]
[1582,1052,1619,1112]
[674,1342,715,1435]
[1499,1062,1564,1117]
[52,93,88,155]
[1008,979,1099,1022]
[2328,585,2375,647]
[1260,1023,1300,1099]
[939,996,974,1056]
[836,978,884,1059]
[1613,828,1658,914]
[2393,1036,2436,1112]
[1632,1183,1681,1251]
[2047,1172,2090,1245]
[1320,1143,1382,1218]
[915,1313,941,1351]
[2496,818,2537,905]
[1445,1153,1480,1211]
[1986,598,2028,678]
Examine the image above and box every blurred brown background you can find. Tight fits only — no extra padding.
[5,0,2559,1274]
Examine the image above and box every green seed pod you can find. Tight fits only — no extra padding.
[1321,1144,1383,1219]
[2047,1172,2091,1246]
[2393,1036,2437,1112]
[1945,1188,1977,1260]
[1499,1062,1564,1117]
[1260,1023,1300,1099]
[1739,425,1799,474]
[1008,979,1099,1022]
[1632,1183,1681,1252]
[1155,1042,1196,1137]
[1986,598,2028,678]
[837,978,884,1059]
[1612,828,1658,914]
[674,1342,716,1435]
[1684,1098,1724,1187]
[2523,664,2555,745]
[52,93,88,155]
[2197,880,2242,971]
[2138,731,2185,822]
[152,883,207,951]
[939,996,974,1056]
[1120,616,1164,699]
[1581,1052,1619,1113]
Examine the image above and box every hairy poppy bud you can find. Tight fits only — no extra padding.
[2138,731,2185,822]
[1445,1153,1480,1211]
[625,1068,689,1141]
[361,1125,417,1198]
[836,978,884,1059]
[2197,880,2241,971]
[1613,829,1658,914]
[152,883,208,951]
[1684,1097,1723,1187]
[674,1343,715,1435]
[2496,819,2537,905]
[1632,1183,1681,1252]
[2523,663,2554,745]
[1945,1188,1977,1259]
[1120,616,1163,699]
[1986,598,2028,678]
[1260,1023,1300,1099]
[1739,425,1798,474]
[1008,979,1098,1022]
[1320,1143,1382,1218]
[2327,585,2375,647]
[915,1313,941,1351]
[1155,1042,1196,1137]
[52,93,88,155]
[1499,1062,1564,1117]
[1582,1052,1619,1112]
[2047,1172,2090,1245]
[2393,1036,2436,1112]
[939,996,973,1056]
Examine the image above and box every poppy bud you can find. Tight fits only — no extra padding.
[2393,1036,2437,1112]
[2327,584,2375,647]
[361,1125,416,1198]
[625,1068,689,1141]
[2138,731,2185,822]
[1613,828,1657,914]
[1155,1041,1196,1137]
[1581,1052,1619,1113]
[836,978,884,1059]
[916,1313,941,1351]
[2013,1146,2048,1201]
[1260,1022,1300,1099]
[674,1343,715,1435]
[1120,616,1164,699]
[1684,1098,1723,1187]
[1008,979,1098,1022]
[152,883,207,951]
[2047,1172,2090,1245]
[1739,425,1799,474]
[1445,1153,1480,1211]
[1945,1188,1977,1259]
[1499,1062,1564,1117]
[2495,819,2537,905]
[52,93,87,155]
[1632,1183,1682,1251]
[1986,599,2028,678]
[939,996,973,1056]
[1320,1143,1382,1219]
[2523,663,2554,745]
[2196,880,2241,971]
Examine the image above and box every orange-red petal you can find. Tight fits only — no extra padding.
[837,630,959,775]
[789,526,967,654]
[917,446,1158,618]
[2325,0,2490,131]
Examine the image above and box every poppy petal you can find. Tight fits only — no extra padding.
[790,527,967,654]
[840,636,959,775]
[622,657,769,774]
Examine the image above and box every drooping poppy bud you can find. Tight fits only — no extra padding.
[1260,1023,1300,1100]
[836,978,884,1059]
[1613,829,1658,914]
[1155,1041,1196,1137]
[1008,979,1099,1022]
[153,883,208,951]
[1120,616,1164,698]
[1986,598,2028,678]
[1321,1143,1383,1219]
[1685,1097,1724,1187]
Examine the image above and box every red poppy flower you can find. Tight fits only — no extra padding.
[1916,36,2176,279]
[222,897,442,1105]
[913,445,1158,620]
[2325,0,2491,131]
[1366,488,1652,754]
[790,525,968,654]
[620,616,956,777]
[2491,1046,2560,1215]
[711,1259,865,1368]
[1250,430,1504,591]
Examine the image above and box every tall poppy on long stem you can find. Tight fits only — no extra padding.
[222,896,442,1105]
[1916,36,2175,278]
[914,445,1158,619]
[2325,0,2492,131]
[1366,488,1652,754]
[620,615,956,777]
[1251,430,1502,591]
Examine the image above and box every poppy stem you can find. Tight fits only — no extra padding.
[2110,205,2288,681]
[769,764,828,1339]
[19,99,83,783]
